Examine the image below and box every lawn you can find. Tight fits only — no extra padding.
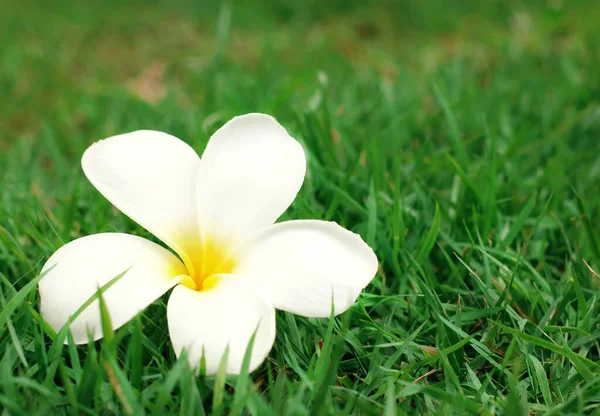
[2,0,600,414]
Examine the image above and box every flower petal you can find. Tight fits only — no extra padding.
[196,114,306,245]
[82,130,202,275]
[167,275,276,375]
[233,220,378,317]
[39,233,188,344]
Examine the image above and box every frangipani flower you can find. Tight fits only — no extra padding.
[39,114,378,375]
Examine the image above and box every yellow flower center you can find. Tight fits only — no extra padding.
[176,237,236,291]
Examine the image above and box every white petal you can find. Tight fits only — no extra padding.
[82,130,202,275]
[167,275,276,375]
[196,114,306,246]
[39,233,188,344]
[234,220,378,317]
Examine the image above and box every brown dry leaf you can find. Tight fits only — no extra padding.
[127,60,167,104]
[419,345,438,355]
[330,128,341,144]
[359,150,367,167]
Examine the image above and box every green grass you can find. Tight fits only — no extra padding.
[2,0,600,414]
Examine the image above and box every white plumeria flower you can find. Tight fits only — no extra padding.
[39,113,378,375]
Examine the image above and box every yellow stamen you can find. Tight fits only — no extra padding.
[201,274,222,291]
[177,236,236,292]
[178,275,198,291]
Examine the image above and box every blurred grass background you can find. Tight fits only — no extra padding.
[3,0,600,212]
[2,0,600,414]
[3,0,600,144]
